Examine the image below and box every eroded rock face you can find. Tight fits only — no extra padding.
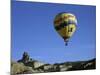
[17,52,45,68]
[11,52,96,74]
[18,52,30,63]
[11,62,33,75]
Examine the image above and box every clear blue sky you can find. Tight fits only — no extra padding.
[11,1,96,64]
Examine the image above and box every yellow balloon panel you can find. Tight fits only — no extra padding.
[67,24,76,38]
[57,24,76,40]
[54,13,76,26]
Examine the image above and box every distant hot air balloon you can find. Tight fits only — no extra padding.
[54,12,77,46]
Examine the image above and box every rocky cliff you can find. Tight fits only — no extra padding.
[11,52,96,75]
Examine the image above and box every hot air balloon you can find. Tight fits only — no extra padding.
[54,12,77,46]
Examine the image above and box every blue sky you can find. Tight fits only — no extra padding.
[11,1,96,64]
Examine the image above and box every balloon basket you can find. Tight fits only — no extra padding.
[65,42,68,46]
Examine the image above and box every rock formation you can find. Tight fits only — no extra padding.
[11,52,96,75]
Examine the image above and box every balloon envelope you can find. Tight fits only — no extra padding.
[54,12,77,44]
